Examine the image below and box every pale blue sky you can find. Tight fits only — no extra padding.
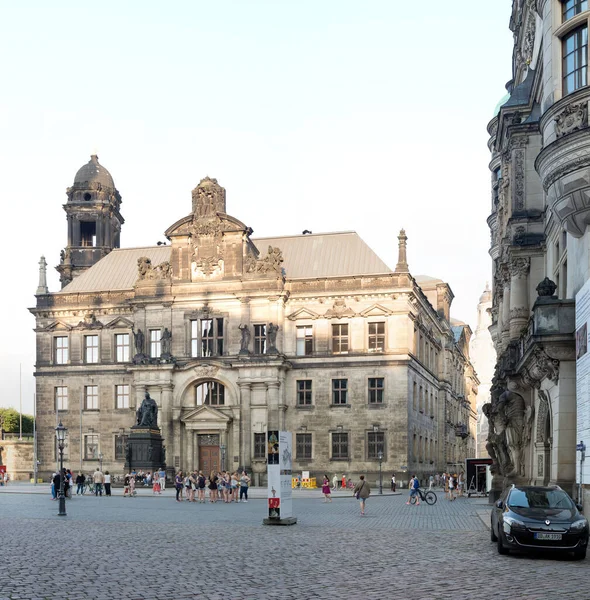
[0,0,514,413]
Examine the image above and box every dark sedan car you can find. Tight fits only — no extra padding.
[490,485,589,559]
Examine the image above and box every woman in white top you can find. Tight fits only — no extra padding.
[104,471,112,496]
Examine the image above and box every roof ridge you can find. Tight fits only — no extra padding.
[253,231,357,240]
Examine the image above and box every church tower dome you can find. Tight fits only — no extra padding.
[56,154,124,287]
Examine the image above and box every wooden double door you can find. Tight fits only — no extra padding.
[199,445,220,475]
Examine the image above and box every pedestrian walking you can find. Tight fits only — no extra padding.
[239,471,250,502]
[208,471,219,502]
[429,474,434,490]
[341,474,347,490]
[322,474,332,502]
[104,471,112,496]
[406,475,420,505]
[152,477,161,495]
[352,475,370,516]
[175,471,184,502]
[448,474,455,501]
[158,467,166,491]
[332,474,338,491]
[391,473,396,492]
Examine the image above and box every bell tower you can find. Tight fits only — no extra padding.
[56,155,124,287]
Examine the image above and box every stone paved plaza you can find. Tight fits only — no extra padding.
[0,487,587,600]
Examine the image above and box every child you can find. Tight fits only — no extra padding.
[153,478,161,495]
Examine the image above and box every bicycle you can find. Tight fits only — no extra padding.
[409,487,437,505]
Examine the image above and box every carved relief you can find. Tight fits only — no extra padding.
[510,257,530,278]
[194,365,219,379]
[137,257,172,280]
[246,246,284,275]
[76,312,103,329]
[324,298,356,319]
[555,103,588,138]
[536,389,550,443]
[513,149,525,210]
[192,177,226,217]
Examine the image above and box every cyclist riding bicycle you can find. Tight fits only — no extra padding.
[407,475,420,505]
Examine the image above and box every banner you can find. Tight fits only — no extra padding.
[267,430,292,519]
[576,279,590,484]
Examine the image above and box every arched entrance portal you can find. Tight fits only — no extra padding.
[180,380,233,473]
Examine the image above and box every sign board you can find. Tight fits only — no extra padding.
[575,279,590,484]
[267,430,292,520]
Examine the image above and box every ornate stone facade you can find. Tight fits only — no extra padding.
[485,0,586,500]
[31,163,478,485]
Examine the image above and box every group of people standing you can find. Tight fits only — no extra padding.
[173,470,251,503]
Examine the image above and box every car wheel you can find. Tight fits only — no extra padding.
[573,547,587,560]
[497,528,509,555]
[490,521,498,542]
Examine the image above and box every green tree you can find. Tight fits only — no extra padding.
[0,408,35,434]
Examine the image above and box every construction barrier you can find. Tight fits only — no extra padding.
[292,477,317,489]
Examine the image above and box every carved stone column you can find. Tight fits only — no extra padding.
[500,265,511,347]
[186,428,194,471]
[238,382,252,469]
[160,384,173,458]
[509,257,530,340]
[267,381,280,430]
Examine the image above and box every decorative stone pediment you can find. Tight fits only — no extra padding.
[105,316,134,329]
[75,313,103,330]
[359,304,393,318]
[43,320,73,332]
[181,405,231,429]
[286,307,321,321]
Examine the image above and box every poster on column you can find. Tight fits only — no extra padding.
[266,430,293,519]
[575,279,590,484]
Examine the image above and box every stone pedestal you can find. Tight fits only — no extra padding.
[126,427,166,473]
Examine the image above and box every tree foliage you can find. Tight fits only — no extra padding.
[0,408,34,434]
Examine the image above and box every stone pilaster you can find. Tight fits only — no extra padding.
[509,257,530,340]
[239,382,252,468]
[267,381,280,430]
[501,265,511,347]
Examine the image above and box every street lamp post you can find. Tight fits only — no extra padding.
[55,422,67,517]
[377,451,383,495]
[98,452,103,473]
[220,444,226,471]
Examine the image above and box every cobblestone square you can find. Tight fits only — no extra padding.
[0,487,588,600]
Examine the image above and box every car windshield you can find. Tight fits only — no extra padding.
[508,489,574,509]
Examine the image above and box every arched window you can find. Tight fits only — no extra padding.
[195,381,225,406]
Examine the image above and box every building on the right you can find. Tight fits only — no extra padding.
[485,0,590,502]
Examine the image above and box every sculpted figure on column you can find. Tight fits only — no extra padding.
[497,388,526,477]
[239,324,251,354]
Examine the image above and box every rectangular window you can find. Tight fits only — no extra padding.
[254,324,267,354]
[114,434,128,460]
[296,380,312,406]
[254,433,266,459]
[55,386,68,411]
[368,322,385,352]
[332,324,349,354]
[368,377,384,404]
[296,326,313,356]
[563,0,588,21]
[368,432,385,459]
[296,433,312,460]
[115,384,130,409]
[85,385,99,410]
[115,333,130,362]
[192,318,224,357]
[331,432,349,459]
[55,336,69,364]
[563,25,588,95]
[150,329,162,358]
[85,335,99,364]
[84,434,99,460]
[332,379,348,405]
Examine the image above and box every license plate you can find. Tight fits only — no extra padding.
[534,533,562,540]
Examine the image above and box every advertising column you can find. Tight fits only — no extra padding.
[263,430,297,525]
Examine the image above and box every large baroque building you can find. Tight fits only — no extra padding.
[31,156,477,484]
[486,0,590,499]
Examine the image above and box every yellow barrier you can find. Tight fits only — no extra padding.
[292,477,317,489]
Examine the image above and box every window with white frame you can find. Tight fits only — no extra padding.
[368,322,385,352]
[55,386,68,411]
[296,325,313,356]
[54,336,68,364]
[115,333,130,362]
[332,324,349,354]
[191,318,224,357]
[115,385,130,409]
[85,335,99,364]
[84,434,99,460]
[150,329,162,358]
[85,385,99,410]
[254,324,267,354]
